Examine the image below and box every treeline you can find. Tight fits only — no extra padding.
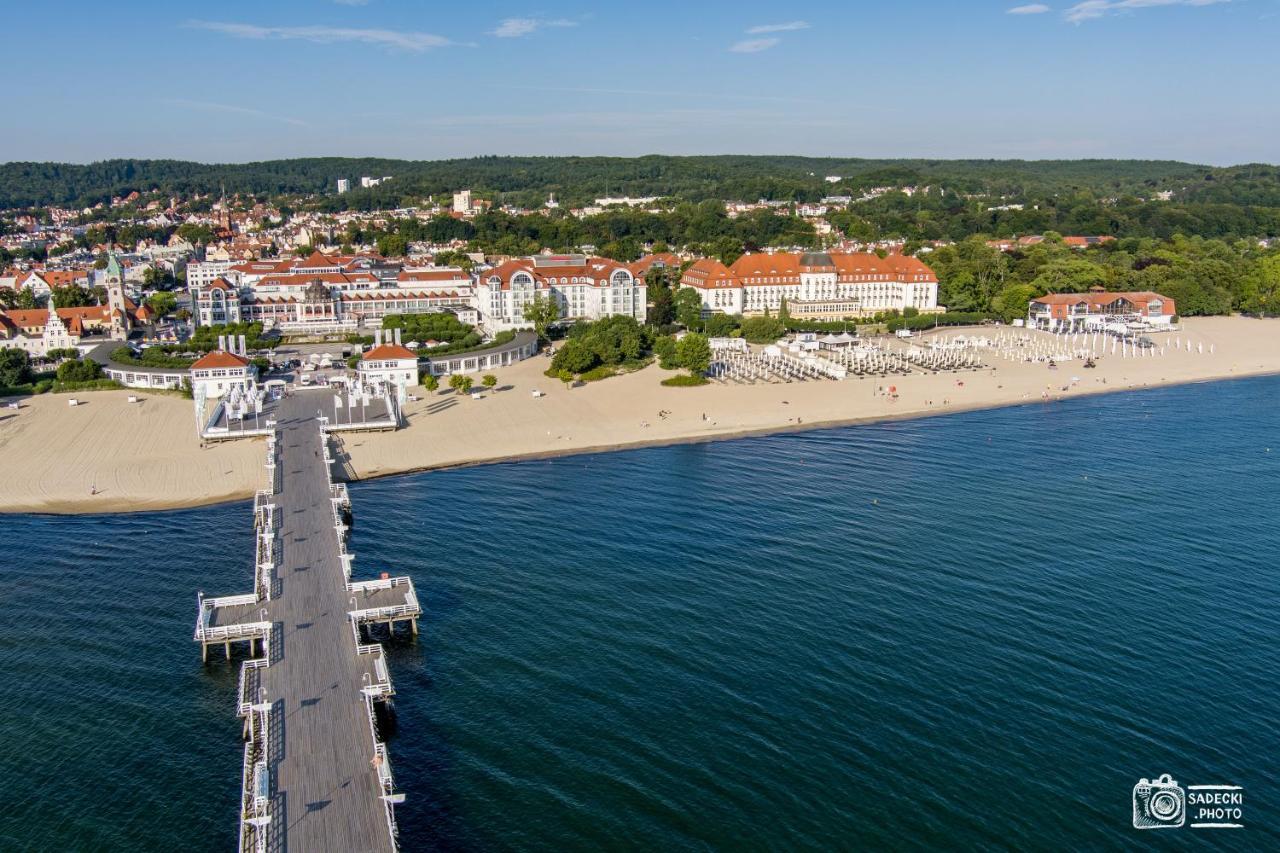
[351,204,816,262]
[828,190,1280,243]
[925,235,1280,319]
[0,155,1260,211]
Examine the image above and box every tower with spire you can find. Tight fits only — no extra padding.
[103,251,131,339]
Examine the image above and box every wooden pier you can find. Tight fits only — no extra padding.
[195,395,419,852]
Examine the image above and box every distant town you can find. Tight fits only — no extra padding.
[1,157,1277,433]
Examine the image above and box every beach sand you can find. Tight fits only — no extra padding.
[2,316,1277,515]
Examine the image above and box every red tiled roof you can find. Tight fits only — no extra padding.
[362,344,418,361]
[680,252,937,289]
[191,350,250,370]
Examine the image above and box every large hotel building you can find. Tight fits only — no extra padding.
[475,254,646,331]
[680,251,941,319]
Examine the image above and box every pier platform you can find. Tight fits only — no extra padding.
[194,394,419,852]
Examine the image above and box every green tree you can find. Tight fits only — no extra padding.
[1241,254,1280,315]
[146,291,177,317]
[653,335,678,369]
[142,266,173,288]
[647,286,674,327]
[522,293,561,341]
[673,287,704,330]
[676,332,712,374]
[422,372,440,392]
[55,358,102,383]
[994,283,1038,323]
[177,223,214,244]
[481,374,497,389]
[550,339,599,374]
[1029,258,1105,294]
[51,285,96,309]
[740,316,786,343]
[556,368,575,388]
[448,373,471,394]
[0,348,34,387]
[703,313,740,337]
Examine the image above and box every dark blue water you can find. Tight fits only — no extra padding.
[2,377,1278,850]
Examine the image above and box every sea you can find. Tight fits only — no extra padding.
[1,375,1277,851]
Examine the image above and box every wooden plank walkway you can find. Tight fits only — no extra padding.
[197,393,417,852]
[258,396,392,852]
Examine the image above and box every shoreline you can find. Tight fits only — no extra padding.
[2,316,1277,516]
[338,363,1280,484]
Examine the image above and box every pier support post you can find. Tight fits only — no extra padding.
[224,640,231,660]
[411,618,418,636]
[202,642,208,663]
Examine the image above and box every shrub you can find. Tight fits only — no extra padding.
[481,374,497,389]
[52,378,122,393]
[661,373,710,387]
[579,366,617,382]
[112,345,195,369]
[703,312,741,337]
[653,335,678,369]
[56,358,103,383]
[740,316,786,343]
[884,312,995,332]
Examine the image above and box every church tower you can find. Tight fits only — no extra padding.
[104,252,130,339]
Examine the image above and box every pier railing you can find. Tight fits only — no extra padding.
[238,708,272,853]
[195,597,272,646]
[346,576,414,594]
[236,658,270,717]
[350,594,419,625]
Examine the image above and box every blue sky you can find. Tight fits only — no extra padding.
[6,0,1278,164]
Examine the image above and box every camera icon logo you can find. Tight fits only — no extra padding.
[1133,774,1185,829]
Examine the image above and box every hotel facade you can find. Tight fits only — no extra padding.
[680,251,942,320]
[189,252,475,334]
[475,254,646,331]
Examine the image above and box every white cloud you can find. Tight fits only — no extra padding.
[165,99,309,127]
[186,20,453,51]
[490,17,578,38]
[746,20,810,33]
[1064,0,1230,24]
[730,37,781,53]
[1008,4,1051,13]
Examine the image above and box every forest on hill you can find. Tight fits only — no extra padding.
[3,155,1276,212]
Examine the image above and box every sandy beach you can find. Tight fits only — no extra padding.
[2,316,1277,515]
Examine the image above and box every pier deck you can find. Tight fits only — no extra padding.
[195,394,418,852]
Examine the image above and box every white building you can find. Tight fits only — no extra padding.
[357,329,419,405]
[187,259,235,302]
[680,251,941,319]
[195,277,243,326]
[474,254,646,332]
[190,347,256,400]
[0,301,82,357]
[452,190,474,215]
[337,179,351,194]
[188,252,473,333]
